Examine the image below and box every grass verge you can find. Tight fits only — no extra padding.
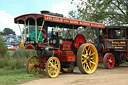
[7,50,14,57]
[0,68,46,85]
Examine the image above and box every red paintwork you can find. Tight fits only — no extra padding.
[44,15,105,28]
[110,35,114,38]
[98,53,103,63]
[53,48,76,62]
[54,49,61,57]
[106,53,115,68]
[126,52,128,59]
[14,12,106,71]
[14,14,44,22]
[38,43,45,47]
[74,34,86,49]
[68,55,75,62]
[103,48,110,52]
[59,55,67,62]
[62,51,74,55]
[51,41,76,62]
[41,29,47,39]
[43,34,47,39]
[26,45,34,49]
[59,55,75,62]
[98,49,110,64]
[14,14,105,29]
[40,58,47,70]
[62,42,72,50]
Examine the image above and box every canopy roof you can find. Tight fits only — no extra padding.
[14,13,105,29]
[105,26,128,29]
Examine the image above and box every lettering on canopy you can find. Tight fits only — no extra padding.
[44,15,105,28]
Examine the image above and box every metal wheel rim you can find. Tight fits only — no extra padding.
[46,57,60,78]
[106,54,115,68]
[26,56,41,74]
[82,44,98,73]
[77,43,98,74]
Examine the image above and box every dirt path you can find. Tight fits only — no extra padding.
[20,65,128,85]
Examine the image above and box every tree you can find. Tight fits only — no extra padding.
[70,0,128,25]
[3,28,16,35]
[0,34,7,58]
[0,32,4,35]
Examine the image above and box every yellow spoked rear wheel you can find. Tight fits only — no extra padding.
[77,43,98,74]
[26,56,41,74]
[61,68,74,73]
[46,57,60,78]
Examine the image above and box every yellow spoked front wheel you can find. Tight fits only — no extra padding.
[26,56,41,74]
[46,57,60,78]
[61,68,74,73]
[77,43,98,74]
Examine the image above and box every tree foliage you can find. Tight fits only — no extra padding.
[0,32,4,35]
[3,28,16,35]
[0,34,7,57]
[70,0,128,25]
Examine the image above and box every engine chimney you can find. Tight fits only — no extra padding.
[40,10,63,17]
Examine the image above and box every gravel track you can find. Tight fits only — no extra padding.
[20,65,128,85]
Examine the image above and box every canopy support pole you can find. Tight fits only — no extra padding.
[24,21,27,41]
[38,20,45,42]
[93,28,94,42]
[73,25,74,40]
[35,20,37,43]
[28,21,30,41]
[18,23,24,42]
[84,28,86,38]
[62,27,64,38]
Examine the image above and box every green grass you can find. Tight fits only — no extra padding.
[0,50,46,85]
[0,68,46,85]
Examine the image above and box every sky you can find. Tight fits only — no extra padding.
[0,0,77,35]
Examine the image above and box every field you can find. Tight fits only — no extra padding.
[0,68,46,85]
[0,50,46,85]
[1,50,128,85]
[20,65,128,85]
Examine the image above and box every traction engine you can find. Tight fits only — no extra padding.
[14,11,105,78]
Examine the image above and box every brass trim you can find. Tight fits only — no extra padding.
[100,28,102,35]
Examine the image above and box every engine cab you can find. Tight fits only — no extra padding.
[95,26,128,69]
